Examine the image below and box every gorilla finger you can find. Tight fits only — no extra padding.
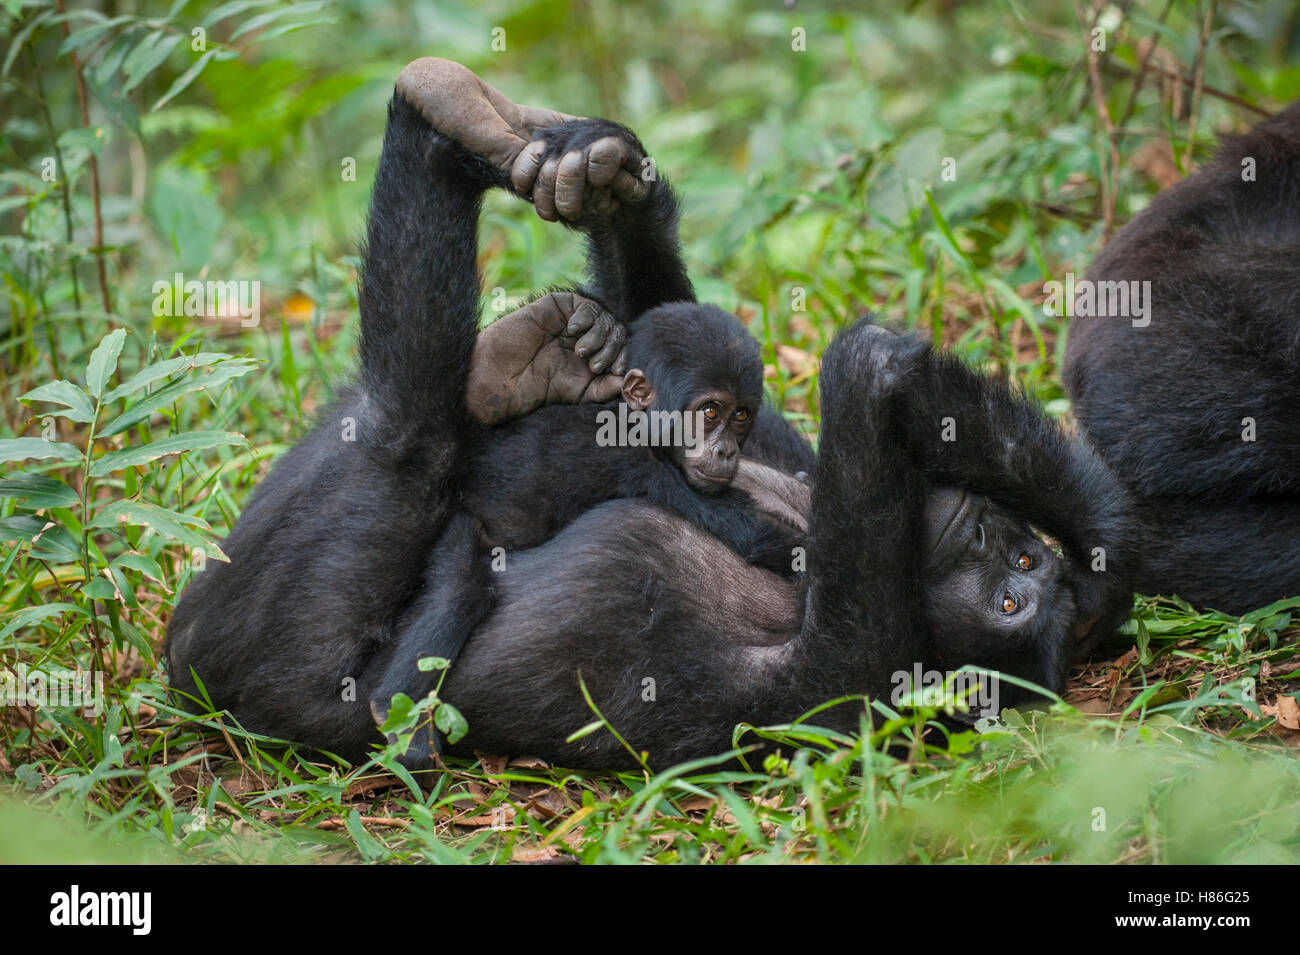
[609,345,628,377]
[585,136,629,187]
[554,150,588,220]
[565,297,601,335]
[510,139,547,195]
[588,322,627,373]
[573,309,614,357]
[610,168,649,203]
[584,373,625,404]
[533,158,560,221]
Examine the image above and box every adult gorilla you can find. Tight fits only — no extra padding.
[166,60,1134,769]
[1064,103,1300,614]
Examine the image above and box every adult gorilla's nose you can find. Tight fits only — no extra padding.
[924,486,968,554]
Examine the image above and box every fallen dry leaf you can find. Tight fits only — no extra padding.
[507,755,549,770]
[1276,694,1300,730]
[512,845,562,863]
[478,753,507,775]
[457,805,516,828]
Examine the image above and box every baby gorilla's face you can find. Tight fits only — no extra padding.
[674,389,756,492]
[919,487,1076,695]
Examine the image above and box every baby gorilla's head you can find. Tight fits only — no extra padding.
[620,303,764,492]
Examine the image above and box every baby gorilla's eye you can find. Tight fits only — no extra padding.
[701,402,719,420]
[1016,553,1033,571]
[1000,593,1018,614]
[733,408,750,423]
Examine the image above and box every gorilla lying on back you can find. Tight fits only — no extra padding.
[1064,102,1300,614]
[166,59,1135,769]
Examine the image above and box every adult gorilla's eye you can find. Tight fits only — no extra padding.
[975,522,986,548]
[1000,593,1018,614]
[1016,553,1032,571]
[733,408,750,423]
[701,402,719,420]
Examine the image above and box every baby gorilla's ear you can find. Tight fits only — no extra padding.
[621,369,655,411]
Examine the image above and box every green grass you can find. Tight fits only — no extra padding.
[2,0,1299,864]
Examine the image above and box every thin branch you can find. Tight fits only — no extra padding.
[1078,1,1121,240]
[1115,0,1176,143]
[1184,0,1218,168]
[54,0,112,320]
[1102,58,1269,118]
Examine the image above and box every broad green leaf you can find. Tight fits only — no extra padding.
[101,358,257,436]
[253,15,335,44]
[20,380,96,423]
[153,48,217,111]
[123,32,183,93]
[83,577,119,600]
[0,603,89,642]
[0,473,80,509]
[90,430,244,476]
[202,0,281,29]
[86,328,128,399]
[378,692,415,733]
[230,1,328,41]
[89,499,226,560]
[0,438,83,464]
[57,14,133,56]
[0,515,48,540]
[28,520,83,564]
[433,702,468,744]
[111,552,168,588]
[102,352,230,403]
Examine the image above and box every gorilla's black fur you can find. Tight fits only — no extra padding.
[1064,102,1300,613]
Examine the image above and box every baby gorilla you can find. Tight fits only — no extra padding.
[462,300,803,571]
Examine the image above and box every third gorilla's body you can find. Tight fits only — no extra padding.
[1065,102,1300,613]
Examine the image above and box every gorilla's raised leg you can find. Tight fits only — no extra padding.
[166,94,503,761]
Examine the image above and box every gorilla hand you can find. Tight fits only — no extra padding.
[466,292,627,426]
[395,57,578,177]
[511,119,651,223]
[732,460,812,535]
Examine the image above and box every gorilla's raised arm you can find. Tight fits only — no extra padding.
[864,330,1136,657]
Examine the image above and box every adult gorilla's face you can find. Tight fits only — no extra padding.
[920,487,1077,695]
